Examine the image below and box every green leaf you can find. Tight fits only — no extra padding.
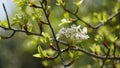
[57,0,65,6]
[46,49,55,56]
[73,0,84,7]
[42,32,50,43]
[38,46,47,57]
[27,23,33,32]
[0,21,7,27]
[57,0,62,3]
[68,51,74,59]
[90,44,101,53]
[64,12,70,19]
[33,53,42,58]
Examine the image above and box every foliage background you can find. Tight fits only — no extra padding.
[0,0,120,68]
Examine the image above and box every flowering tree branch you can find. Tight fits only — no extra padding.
[39,1,66,67]
[0,1,120,68]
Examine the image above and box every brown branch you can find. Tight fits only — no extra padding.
[40,1,66,67]
[64,60,74,67]
[113,42,117,57]
[63,6,95,28]
[69,46,120,60]
[101,48,110,68]
[1,31,16,39]
[49,43,58,51]
[105,10,120,23]
[44,54,59,60]
[64,7,120,29]
[0,25,43,38]
[2,3,11,29]
[58,40,69,46]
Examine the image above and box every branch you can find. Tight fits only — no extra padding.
[64,9,94,28]
[105,10,120,23]
[40,1,66,67]
[0,25,43,38]
[113,42,117,57]
[2,3,11,29]
[69,46,120,60]
[1,31,15,39]
[101,47,110,68]
[94,10,120,29]
[64,7,120,29]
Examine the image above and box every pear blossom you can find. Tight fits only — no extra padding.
[56,24,89,44]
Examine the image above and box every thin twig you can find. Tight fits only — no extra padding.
[65,9,94,28]
[64,7,120,29]
[101,48,110,68]
[1,31,16,39]
[40,1,66,67]
[69,46,120,60]
[2,3,11,29]
[0,25,43,38]
[113,42,116,57]
[105,10,120,23]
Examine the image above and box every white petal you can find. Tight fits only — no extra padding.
[82,27,87,34]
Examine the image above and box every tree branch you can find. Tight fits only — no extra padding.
[0,25,43,38]
[64,7,120,29]
[69,46,120,60]
[2,3,11,29]
[40,1,66,67]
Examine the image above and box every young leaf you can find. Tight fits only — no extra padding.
[64,12,70,19]
[38,46,47,57]
[73,0,84,7]
[68,51,74,59]
[33,53,42,58]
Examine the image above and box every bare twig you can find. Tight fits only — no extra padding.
[69,46,120,60]
[1,31,15,39]
[105,10,120,23]
[113,42,117,57]
[2,3,11,29]
[101,48,110,68]
[0,25,43,38]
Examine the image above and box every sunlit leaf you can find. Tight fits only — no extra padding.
[0,21,8,27]
[33,53,42,58]
[90,44,101,53]
[46,49,55,56]
[38,46,47,57]
[73,0,84,7]
[42,32,51,43]
[68,51,74,59]
[64,12,70,19]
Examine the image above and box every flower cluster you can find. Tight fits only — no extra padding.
[56,24,89,44]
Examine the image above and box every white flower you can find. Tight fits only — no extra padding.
[56,27,66,40]
[81,27,87,34]
[56,24,89,44]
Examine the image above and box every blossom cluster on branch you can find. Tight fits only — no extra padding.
[56,24,89,44]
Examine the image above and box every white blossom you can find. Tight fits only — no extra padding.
[56,24,89,44]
